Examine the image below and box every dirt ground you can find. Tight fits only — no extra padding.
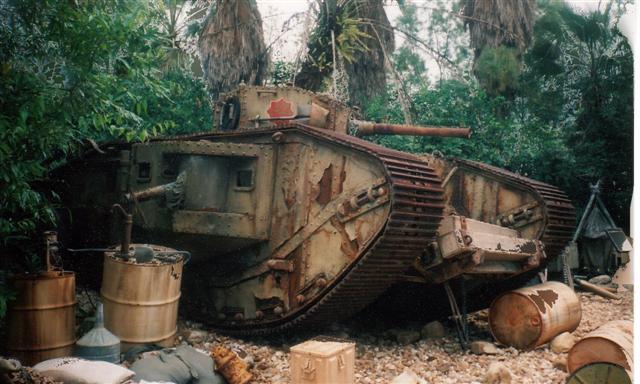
[177,290,633,384]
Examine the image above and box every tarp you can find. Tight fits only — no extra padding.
[581,205,617,239]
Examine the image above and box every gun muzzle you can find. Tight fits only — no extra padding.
[355,120,471,138]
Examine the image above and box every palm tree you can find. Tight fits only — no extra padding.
[462,0,536,60]
[198,0,270,97]
[294,0,393,108]
[343,0,394,108]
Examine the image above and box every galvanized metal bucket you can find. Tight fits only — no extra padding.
[75,303,121,363]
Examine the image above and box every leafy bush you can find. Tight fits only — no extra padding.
[0,1,211,265]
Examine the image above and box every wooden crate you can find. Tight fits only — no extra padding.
[290,340,355,384]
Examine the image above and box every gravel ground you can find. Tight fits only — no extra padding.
[176,289,633,384]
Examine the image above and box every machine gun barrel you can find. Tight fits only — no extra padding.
[354,120,471,138]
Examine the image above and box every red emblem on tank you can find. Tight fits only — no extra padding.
[267,98,296,122]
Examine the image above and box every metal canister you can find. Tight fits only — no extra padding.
[75,303,121,363]
[489,281,581,350]
[7,271,76,365]
[101,244,184,351]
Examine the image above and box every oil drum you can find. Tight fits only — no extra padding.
[489,281,581,350]
[101,244,184,351]
[7,271,76,365]
[568,320,633,375]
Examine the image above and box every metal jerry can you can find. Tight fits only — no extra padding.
[290,340,355,384]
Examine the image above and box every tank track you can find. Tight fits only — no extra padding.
[454,159,576,259]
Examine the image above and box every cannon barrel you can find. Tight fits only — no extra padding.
[354,120,471,138]
[124,172,186,203]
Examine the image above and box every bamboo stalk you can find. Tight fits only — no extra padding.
[574,278,621,300]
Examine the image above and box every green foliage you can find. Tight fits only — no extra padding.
[522,1,633,229]
[270,60,296,86]
[393,2,428,89]
[475,47,520,97]
[364,80,568,177]
[367,0,632,231]
[0,278,16,320]
[0,0,211,267]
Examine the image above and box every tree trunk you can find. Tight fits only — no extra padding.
[343,0,394,108]
[294,0,394,108]
[462,0,535,60]
[198,0,270,97]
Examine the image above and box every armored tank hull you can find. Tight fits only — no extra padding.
[57,86,576,334]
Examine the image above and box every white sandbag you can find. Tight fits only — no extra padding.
[33,357,134,384]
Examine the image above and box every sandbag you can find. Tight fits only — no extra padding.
[33,357,134,384]
[130,345,225,384]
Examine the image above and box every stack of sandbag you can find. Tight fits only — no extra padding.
[129,345,225,384]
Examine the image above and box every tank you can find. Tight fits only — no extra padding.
[56,85,576,334]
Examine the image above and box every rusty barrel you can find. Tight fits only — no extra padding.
[7,271,76,365]
[101,245,183,351]
[568,320,633,375]
[489,281,581,350]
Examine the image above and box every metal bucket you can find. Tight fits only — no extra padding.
[489,281,581,350]
[7,271,76,365]
[101,244,183,351]
[75,303,121,363]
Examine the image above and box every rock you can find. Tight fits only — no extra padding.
[0,358,20,373]
[185,329,207,344]
[470,341,500,355]
[484,362,512,383]
[550,332,577,353]
[551,356,567,372]
[589,274,612,285]
[232,346,254,367]
[396,330,421,345]
[436,362,453,373]
[421,321,446,340]
[442,343,458,354]
[391,368,427,384]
